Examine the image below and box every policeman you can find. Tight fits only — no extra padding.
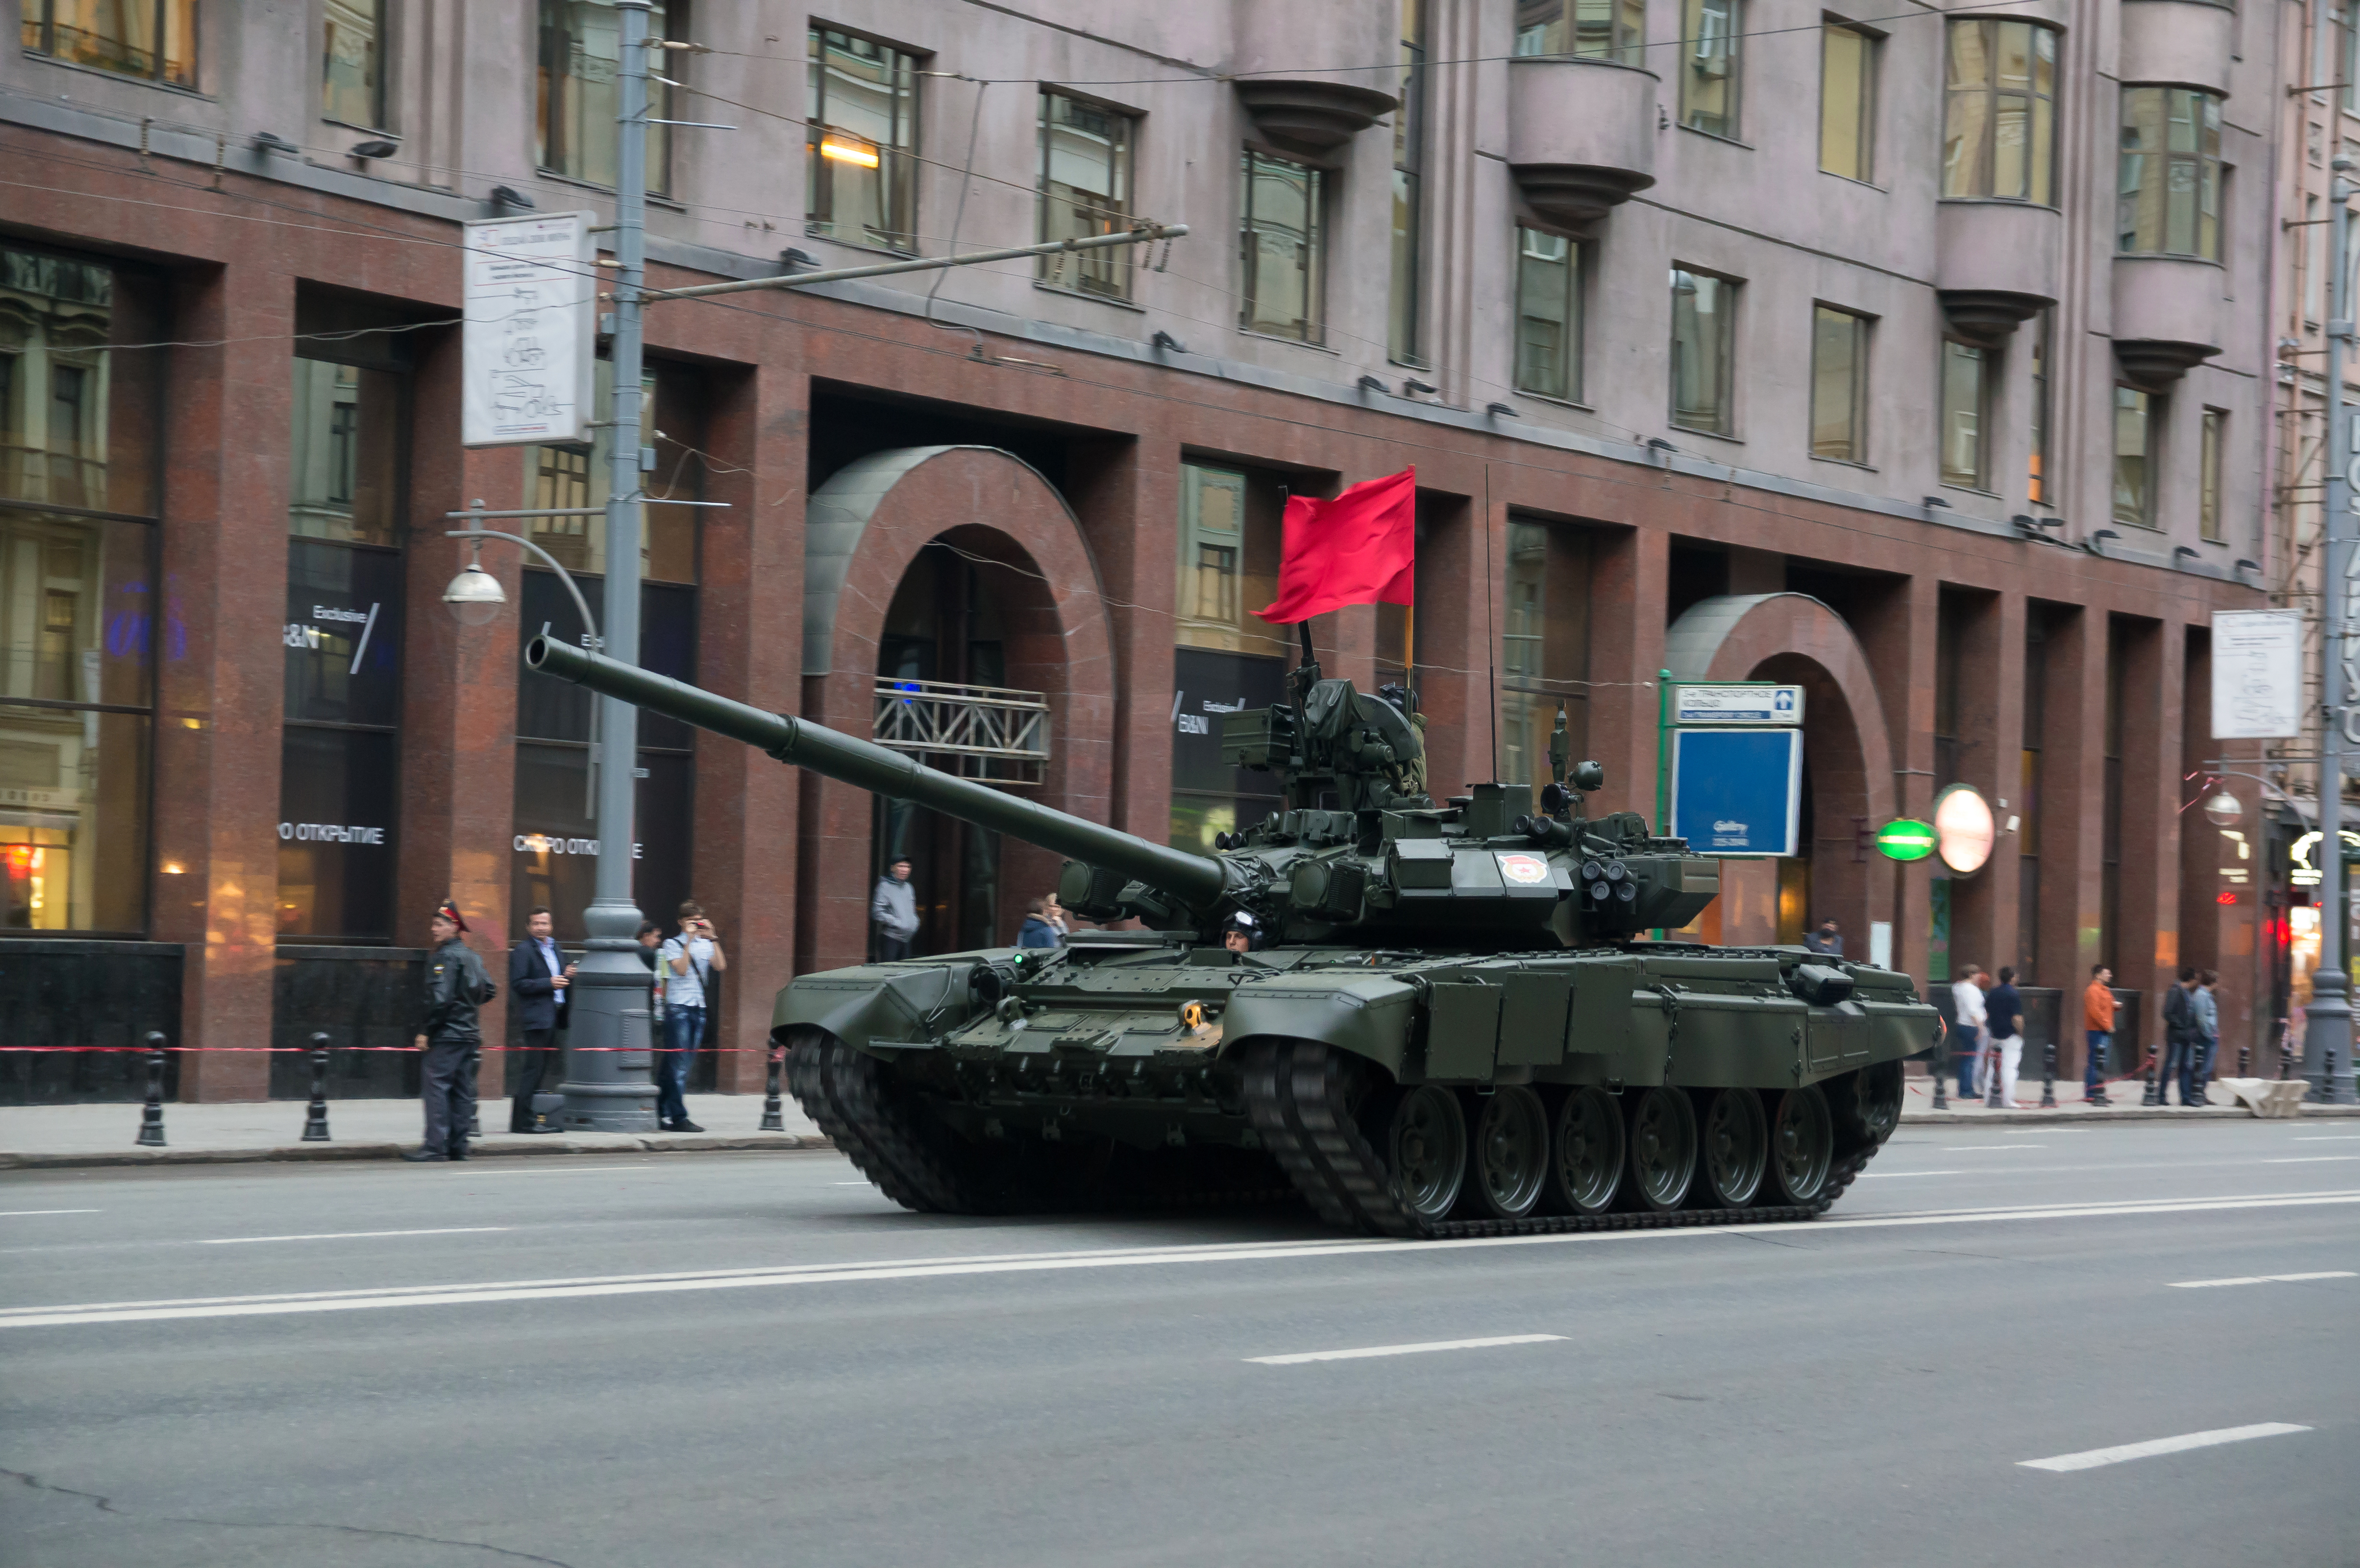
[405,900,497,1163]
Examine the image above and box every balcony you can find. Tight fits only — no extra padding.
[2112,255,2225,386]
[1936,200,2061,343]
[2119,0,2235,98]
[873,680,1050,787]
[1232,0,1398,151]
[1506,58,1658,229]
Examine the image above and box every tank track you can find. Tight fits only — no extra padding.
[1242,1038,1877,1240]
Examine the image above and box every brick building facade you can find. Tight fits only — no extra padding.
[0,0,2279,1102]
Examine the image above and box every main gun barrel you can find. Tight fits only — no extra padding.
[526,637,1232,913]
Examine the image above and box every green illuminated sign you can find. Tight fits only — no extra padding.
[1875,818,1938,862]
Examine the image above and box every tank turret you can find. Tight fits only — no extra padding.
[526,638,1716,952]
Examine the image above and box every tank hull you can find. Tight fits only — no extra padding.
[780,935,1935,1236]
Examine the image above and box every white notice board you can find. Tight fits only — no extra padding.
[2211,610,2302,739]
[461,212,597,447]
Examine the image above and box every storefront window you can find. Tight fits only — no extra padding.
[1171,460,1289,854]
[0,243,160,937]
[279,335,407,943]
[1499,518,1592,795]
[524,361,701,582]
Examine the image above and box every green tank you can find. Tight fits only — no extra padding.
[528,637,1936,1237]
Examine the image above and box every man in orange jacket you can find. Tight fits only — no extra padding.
[2082,964,2117,1106]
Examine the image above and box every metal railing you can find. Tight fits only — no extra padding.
[872,679,1050,786]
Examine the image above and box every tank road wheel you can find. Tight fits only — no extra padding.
[1377,1084,1467,1224]
[1827,1059,1904,1155]
[1762,1085,1835,1205]
[1691,1087,1769,1208]
[1620,1085,1698,1213]
[1463,1086,1550,1219]
[1541,1087,1624,1215]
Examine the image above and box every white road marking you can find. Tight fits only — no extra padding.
[199,1227,510,1246]
[1942,1145,2047,1152]
[1249,1334,1565,1366]
[2262,1156,2360,1164]
[459,1164,654,1176]
[2169,1271,2356,1289]
[1857,1171,1965,1179]
[2019,1424,2311,1472]
[5,1189,2357,1331]
[2291,1135,2360,1141]
[0,1210,99,1217]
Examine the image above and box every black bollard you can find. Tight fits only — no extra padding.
[760,1045,786,1132]
[2238,1041,2251,1077]
[2040,1036,2057,1108]
[301,1031,332,1142]
[1931,1018,1950,1111]
[136,1031,167,1147]
[2141,1043,2161,1105]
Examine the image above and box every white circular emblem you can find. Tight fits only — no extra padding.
[1496,852,1551,885]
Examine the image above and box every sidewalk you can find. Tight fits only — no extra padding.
[1898,1071,2360,1126]
[0,1093,829,1170]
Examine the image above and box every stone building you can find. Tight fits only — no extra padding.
[0,0,2278,1102]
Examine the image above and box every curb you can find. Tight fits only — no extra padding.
[0,1132,835,1171]
[1899,1104,2360,1127]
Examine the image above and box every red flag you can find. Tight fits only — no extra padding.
[1254,467,1416,625]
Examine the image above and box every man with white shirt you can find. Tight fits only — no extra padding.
[506,906,574,1133]
[657,900,725,1133]
[1950,964,1988,1102]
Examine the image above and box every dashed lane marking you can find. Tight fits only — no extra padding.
[0,1210,99,1217]
[2262,1156,2360,1164]
[1248,1334,1565,1365]
[1940,1145,2049,1151]
[1857,1171,1965,1178]
[2019,1424,2311,1472]
[199,1227,512,1245]
[2169,1271,2356,1289]
[5,1190,2356,1331]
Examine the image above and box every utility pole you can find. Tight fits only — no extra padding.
[557,0,659,1132]
[2306,153,2360,1105]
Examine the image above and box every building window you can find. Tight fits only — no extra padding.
[2117,87,2222,260]
[1037,92,1134,299]
[1819,22,1875,182]
[1500,519,1593,796]
[1810,306,1869,462]
[1390,0,1427,364]
[1514,0,1645,68]
[2112,384,2156,526]
[807,25,920,251]
[1171,461,1285,855]
[1669,267,1736,436]
[515,366,705,942]
[1240,150,1326,344]
[322,0,386,128]
[539,0,675,195]
[1515,227,1582,402]
[21,0,196,87]
[2028,308,2052,504]
[1942,19,2057,204]
[0,243,162,936]
[1938,339,1987,490]
[2200,407,2225,542]
[1679,0,1740,138]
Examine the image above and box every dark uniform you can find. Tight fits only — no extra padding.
[420,935,494,1157]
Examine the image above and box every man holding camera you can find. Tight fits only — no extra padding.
[656,900,725,1133]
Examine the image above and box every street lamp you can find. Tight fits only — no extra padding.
[2202,790,2243,829]
[442,543,508,626]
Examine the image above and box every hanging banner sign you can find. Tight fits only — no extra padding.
[1874,819,1937,862]
[1670,729,1802,857]
[1932,784,1996,874]
[1671,683,1804,725]
[2210,610,2302,740]
[461,211,598,448]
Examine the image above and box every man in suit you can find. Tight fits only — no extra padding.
[507,906,574,1133]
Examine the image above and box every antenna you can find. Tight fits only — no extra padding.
[1483,465,1500,784]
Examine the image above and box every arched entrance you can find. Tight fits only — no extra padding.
[1665,593,1894,950]
[800,446,1115,971]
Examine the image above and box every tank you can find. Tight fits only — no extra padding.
[528,637,1938,1238]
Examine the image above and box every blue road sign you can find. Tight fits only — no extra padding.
[1669,728,1802,858]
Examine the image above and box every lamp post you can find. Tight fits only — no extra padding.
[2312,155,2360,1106]
[441,502,659,1130]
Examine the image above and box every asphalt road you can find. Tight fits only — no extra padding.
[3,1122,2356,1568]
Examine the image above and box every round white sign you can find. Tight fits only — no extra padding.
[1933,784,1995,875]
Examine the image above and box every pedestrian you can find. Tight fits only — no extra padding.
[1017,896,1062,949]
[405,900,497,1163]
[1950,964,1988,1101]
[655,901,723,1133]
[1805,919,1844,956]
[506,906,575,1133]
[2159,966,2199,1106]
[2082,963,2117,1107]
[872,856,920,960]
[2189,968,2222,1107]
[1984,965,2024,1109]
